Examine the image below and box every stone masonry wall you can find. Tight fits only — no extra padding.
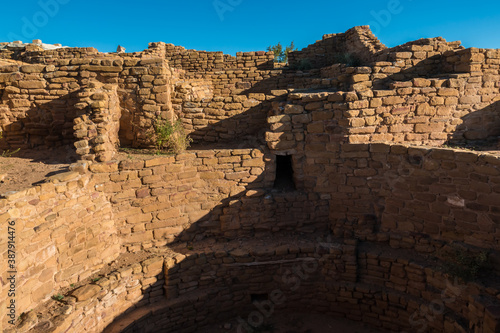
[265,89,500,247]
[28,255,166,333]
[91,148,329,250]
[150,40,350,144]
[0,167,120,327]
[160,43,275,72]
[1,27,498,150]
[4,140,499,330]
[266,91,500,251]
[73,82,121,161]
[0,144,329,327]
[266,75,500,150]
[343,76,500,146]
[288,26,387,69]
[328,144,500,252]
[0,53,174,154]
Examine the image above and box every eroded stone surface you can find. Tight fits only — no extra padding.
[71,285,102,302]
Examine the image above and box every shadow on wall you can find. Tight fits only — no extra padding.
[178,71,291,148]
[102,148,332,332]
[101,138,500,332]
[96,72,500,333]
[180,64,342,149]
[101,269,167,333]
[1,86,148,162]
[287,31,377,70]
[185,99,271,149]
[445,100,500,148]
[176,147,329,241]
[104,246,341,333]
[118,90,141,148]
[0,91,82,150]
[174,185,330,243]
[371,53,453,90]
[6,32,500,332]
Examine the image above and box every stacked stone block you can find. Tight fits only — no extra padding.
[73,83,121,161]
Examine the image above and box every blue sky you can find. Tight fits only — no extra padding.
[1,0,500,54]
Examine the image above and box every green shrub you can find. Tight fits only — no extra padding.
[151,117,192,154]
[1,148,20,157]
[52,294,64,301]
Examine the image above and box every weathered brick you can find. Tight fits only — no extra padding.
[284,104,304,114]
[307,121,325,133]
[199,171,225,179]
[414,123,444,133]
[383,96,405,105]
[90,162,119,173]
[437,88,459,96]
[19,80,46,89]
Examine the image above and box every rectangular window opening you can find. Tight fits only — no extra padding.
[273,155,296,191]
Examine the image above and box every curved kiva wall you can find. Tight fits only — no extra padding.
[107,242,499,333]
[10,239,500,333]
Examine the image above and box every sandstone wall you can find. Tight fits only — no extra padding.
[264,90,500,251]
[266,76,500,150]
[317,35,498,92]
[0,144,330,327]
[1,27,498,151]
[0,52,174,157]
[91,148,329,250]
[288,26,387,69]
[31,255,166,333]
[160,44,275,72]
[149,40,349,144]
[330,144,500,251]
[0,168,120,327]
[344,76,500,146]
[3,140,499,331]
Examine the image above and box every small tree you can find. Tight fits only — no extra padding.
[268,42,283,62]
[267,41,297,63]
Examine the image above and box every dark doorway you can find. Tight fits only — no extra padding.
[273,155,296,191]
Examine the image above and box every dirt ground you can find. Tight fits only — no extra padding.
[0,146,78,194]
[200,312,388,333]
